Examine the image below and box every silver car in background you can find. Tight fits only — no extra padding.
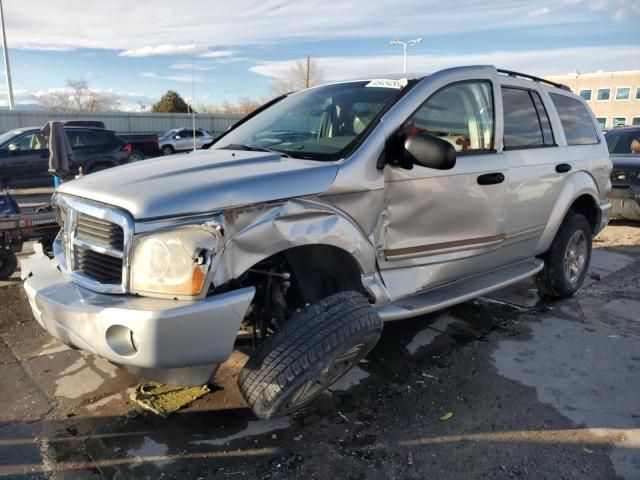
[159,128,214,155]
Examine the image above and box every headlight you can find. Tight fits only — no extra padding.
[131,225,221,297]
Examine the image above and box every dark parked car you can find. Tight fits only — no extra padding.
[63,121,160,161]
[117,133,161,161]
[0,126,131,189]
[605,126,640,220]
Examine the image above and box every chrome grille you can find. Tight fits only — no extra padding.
[74,245,123,284]
[76,213,124,250]
[54,195,133,294]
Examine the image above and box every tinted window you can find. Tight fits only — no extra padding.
[14,132,48,150]
[616,87,630,100]
[597,88,610,101]
[406,81,494,153]
[579,89,592,101]
[66,130,113,147]
[194,130,204,137]
[502,87,545,149]
[530,91,555,145]
[549,93,599,145]
[606,131,640,154]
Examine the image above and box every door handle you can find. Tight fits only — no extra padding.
[477,172,505,185]
[556,163,571,173]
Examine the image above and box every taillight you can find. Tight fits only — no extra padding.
[121,143,132,153]
[156,136,160,147]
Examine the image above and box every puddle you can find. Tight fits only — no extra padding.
[406,315,458,355]
[85,393,122,411]
[330,366,370,391]
[55,366,104,399]
[127,437,173,467]
[191,417,290,447]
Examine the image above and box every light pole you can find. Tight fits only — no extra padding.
[390,37,422,74]
[0,0,14,110]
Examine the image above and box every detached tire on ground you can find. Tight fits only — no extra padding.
[238,291,383,419]
[535,211,592,300]
[0,249,18,280]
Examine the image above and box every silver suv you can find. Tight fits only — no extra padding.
[159,128,214,155]
[23,66,611,419]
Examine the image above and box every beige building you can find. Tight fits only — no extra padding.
[545,70,640,129]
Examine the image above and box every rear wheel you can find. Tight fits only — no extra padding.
[161,145,174,156]
[237,291,383,419]
[535,211,592,300]
[129,150,144,162]
[0,249,18,280]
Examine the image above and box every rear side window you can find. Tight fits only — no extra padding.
[549,93,599,146]
[606,131,640,154]
[502,87,554,149]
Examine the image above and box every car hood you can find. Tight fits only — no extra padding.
[58,149,339,220]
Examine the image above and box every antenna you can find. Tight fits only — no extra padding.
[191,40,196,152]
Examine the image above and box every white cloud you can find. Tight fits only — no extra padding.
[528,7,552,16]
[561,0,640,21]
[120,43,198,57]
[198,50,236,58]
[141,72,204,83]
[250,45,640,81]
[170,63,217,71]
[3,0,637,52]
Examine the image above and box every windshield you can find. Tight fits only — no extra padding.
[0,129,25,147]
[213,80,407,160]
[161,128,180,138]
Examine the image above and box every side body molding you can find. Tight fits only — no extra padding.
[535,171,601,254]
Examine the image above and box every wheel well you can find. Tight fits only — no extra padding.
[283,245,367,303]
[569,194,599,234]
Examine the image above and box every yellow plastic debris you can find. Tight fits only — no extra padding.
[131,382,210,417]
[439,411,453,421]
[582,447,594,454]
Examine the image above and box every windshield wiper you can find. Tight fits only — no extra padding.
[221,143,292,158]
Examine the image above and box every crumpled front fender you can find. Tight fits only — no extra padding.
[212,198,382,294]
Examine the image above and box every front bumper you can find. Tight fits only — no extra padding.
[22,252,254,385]
[608,186,640,221]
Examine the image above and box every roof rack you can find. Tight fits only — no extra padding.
[497,69,571,91]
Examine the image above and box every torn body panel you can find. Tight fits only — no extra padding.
[211,198,390,304]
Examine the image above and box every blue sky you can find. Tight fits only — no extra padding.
[2,0,639,110]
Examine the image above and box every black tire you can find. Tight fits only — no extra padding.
[129,150,145,162]
[0,249,18,280]
[535,211,592,301]
[161,145,174,156]
[238,291,383,419]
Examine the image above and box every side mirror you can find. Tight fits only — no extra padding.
[8,143,20,153]
[404,133,456,170]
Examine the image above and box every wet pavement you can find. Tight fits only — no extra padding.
[1,228,639,479]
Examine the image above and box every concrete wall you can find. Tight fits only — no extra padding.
[0,110,244,136]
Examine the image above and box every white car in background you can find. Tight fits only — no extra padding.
[159,128,214,155]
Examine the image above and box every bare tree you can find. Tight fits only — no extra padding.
[271,57,323,96]
[37,79,119,112]
[197,97,263,115]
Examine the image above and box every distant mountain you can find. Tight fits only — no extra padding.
[0,104,43,111]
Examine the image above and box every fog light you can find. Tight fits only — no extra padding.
[106,325,139,357]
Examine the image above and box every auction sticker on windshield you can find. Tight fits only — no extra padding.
[365,78,408,89]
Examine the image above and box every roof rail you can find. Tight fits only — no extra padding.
[497,69,571,91]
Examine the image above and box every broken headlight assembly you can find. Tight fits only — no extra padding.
[130,225,222,297]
